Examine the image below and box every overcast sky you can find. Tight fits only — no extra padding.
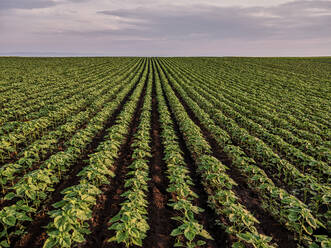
[0,0,330,56]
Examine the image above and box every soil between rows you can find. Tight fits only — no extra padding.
[143,73,175,248]
[164,66,297,248]
[13,61,146,248]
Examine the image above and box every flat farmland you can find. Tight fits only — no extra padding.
[0,57,330,248]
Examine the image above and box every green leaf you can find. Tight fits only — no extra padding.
[116,230,127,243]
[200,229,213,240]
[132,238,143,247]
[108,236,117,243]
[52,200,66,209]
[58,222,70,232]
[184,228,195,241]
[2,216,16,226]
[174,241,184,247]
[197,240,206,246]
[305,214,317,228]
[42,238,56,248]
[302,225,313,235]
[4,192,16,200]
[109,222,122,231]
[321,240,331,248]
[232,241,245,248]
[109,213,121,223]
[16,213,32,222]
[0,240,10,247]
[171,228,183,237]
[59,233,71,247]
[236,232,251,242]
[72,230,85,243]
[54,216,65,229]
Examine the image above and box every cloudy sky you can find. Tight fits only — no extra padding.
[0,0,330,56]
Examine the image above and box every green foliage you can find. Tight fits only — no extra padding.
[0,56,329,248]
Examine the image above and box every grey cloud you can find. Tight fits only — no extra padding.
[273,0,331,13]
[66,0,90,2]
[0,0,89,10]
[1,0,330,56]
[94,0,331,41]
[0,0,57,10]
[265,1,331,39]
[95,7,274,40]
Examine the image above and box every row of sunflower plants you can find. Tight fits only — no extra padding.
[0,59,144,195]
[203,59,330,137]
[229,60,331,125]
[0,76,70,124]
[161,61,329,247]
[0,74,114,163]
[153,61,213,248]
[0,60,147,248]
[163,59,331,184]
[173,69,330,182]
[201,74,330,162]
[161,59,330,215]
[0,58,143,182]
[191,57,330,128]
[1,57,140,130]
[164,58,329,144]
[155,60,275,248]
[160,59,330,223]
[0,58,139,136]
[0,58,118,128]
[42,60,149,248]
[107,61,152,247]
[164,58,331,163]
[0,56,131,125]
[0,68,115,147]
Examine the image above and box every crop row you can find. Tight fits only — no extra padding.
[156,59,329,247]
[0,59,147,247]
[155,59,276,247]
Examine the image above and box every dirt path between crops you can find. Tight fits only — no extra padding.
[14,61,147,248]
[143,73,175,248]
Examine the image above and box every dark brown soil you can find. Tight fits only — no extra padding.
[157,62,228,248]
[143,72,175,248]
[164,65,297,248]
[13,61,146,248]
